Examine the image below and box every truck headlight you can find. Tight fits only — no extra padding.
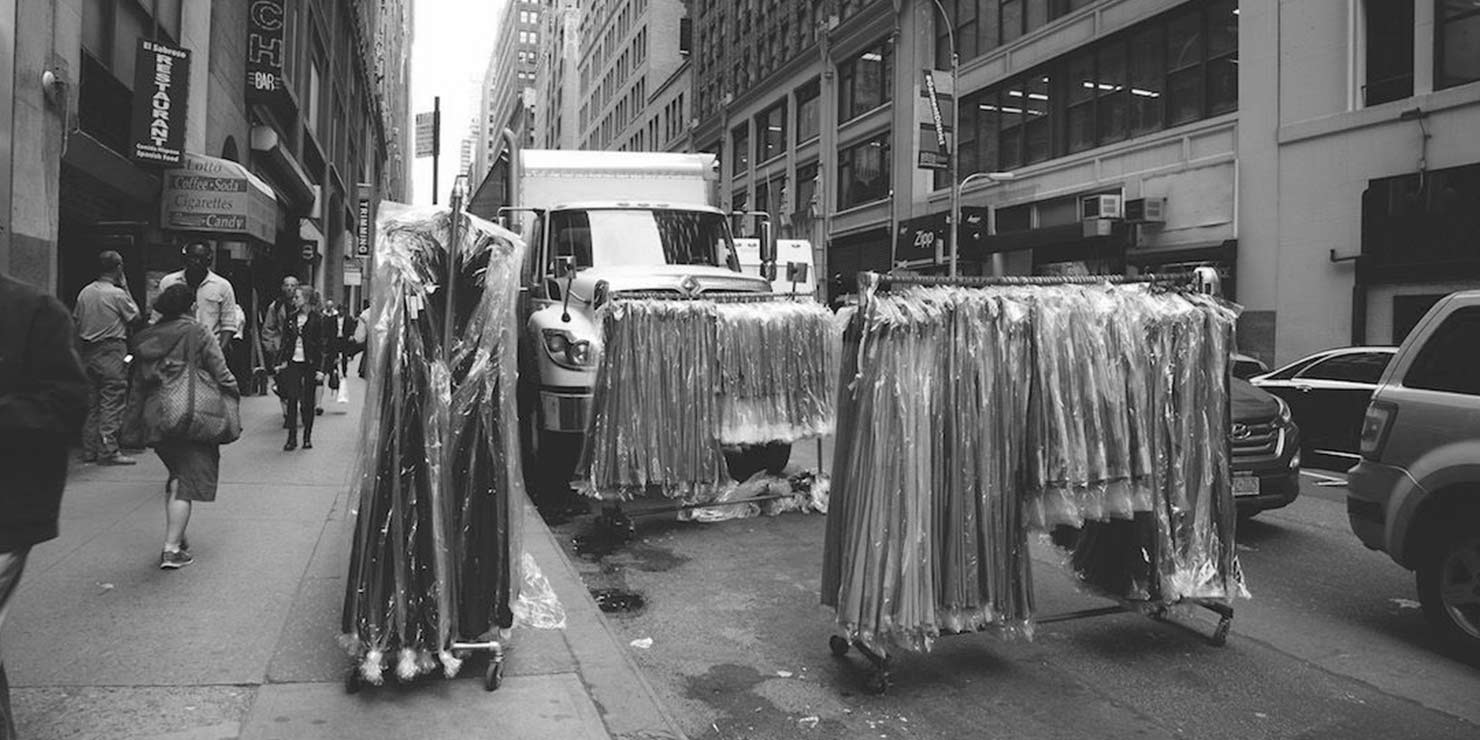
[542,329,597,369]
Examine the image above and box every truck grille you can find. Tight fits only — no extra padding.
[1231,420,1282,459]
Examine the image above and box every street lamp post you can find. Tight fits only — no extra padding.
[929,1,1016,276]
[927,0,960,276]
[957,170,1016,276]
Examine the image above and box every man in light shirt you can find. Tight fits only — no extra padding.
[158,242,238,351]
[72,251,141,465]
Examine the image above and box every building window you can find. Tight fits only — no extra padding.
[1437,0,1480,91]
[732,123,750,173]
[756,100,787,163]
[796,79,820,143]
[837,131,891,210]
[838,39,893,122]
[935,0,1097,68]
[953,0,1235,185]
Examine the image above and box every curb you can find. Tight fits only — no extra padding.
[521,501,688,740]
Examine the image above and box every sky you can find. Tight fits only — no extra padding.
[409,0,507,206]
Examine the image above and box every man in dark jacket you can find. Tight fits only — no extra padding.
[0,271,89,739]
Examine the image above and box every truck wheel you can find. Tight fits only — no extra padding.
[724,442,792,481]
[532,431,584,509]
[1416,532,1480,662]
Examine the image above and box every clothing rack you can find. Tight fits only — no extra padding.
[589,288,828,537]
[829,269,1237,695]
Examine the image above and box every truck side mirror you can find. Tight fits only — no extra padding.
[786,262,809,284]
[759,219,777,282]
[554,255,576,278]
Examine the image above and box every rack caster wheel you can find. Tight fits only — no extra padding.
[485,658,505,691]
[864,671,891,695]
[1210,617,1231,647]
[829,635,851,658]
[344,666,362,695]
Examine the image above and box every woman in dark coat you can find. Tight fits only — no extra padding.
[275,286,331,450]
[129,283,239,570]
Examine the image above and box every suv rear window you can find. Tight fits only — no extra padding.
[1404,306,1480,395]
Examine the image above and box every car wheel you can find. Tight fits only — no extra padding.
[1416,532,1480,661]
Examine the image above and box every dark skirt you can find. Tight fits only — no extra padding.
[155,440,221,502]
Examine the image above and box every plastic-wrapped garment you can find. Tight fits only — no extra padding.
[824,279,1249,658]
[823,286,1036,656]
[340,203,527,684]
[578,296,839,499]
[715,300,837,445]
[576,298,728,499]
[1162,293,1245,601]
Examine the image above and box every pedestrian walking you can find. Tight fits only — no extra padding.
[323,300,354,378]
[126,284,240,570]
[261,275,300,427]
[158,242,238,352]
[73,250,141,465]
[0,270,89,739]
[276,286,330,451]
[354,299,371,379]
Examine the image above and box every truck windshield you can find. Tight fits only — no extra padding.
[549,209,739,269]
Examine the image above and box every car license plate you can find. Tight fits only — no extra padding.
[1233,473,1260,497]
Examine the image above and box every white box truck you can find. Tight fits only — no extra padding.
[496,149,787,502]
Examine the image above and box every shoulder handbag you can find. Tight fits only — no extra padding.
[157,328,242,445]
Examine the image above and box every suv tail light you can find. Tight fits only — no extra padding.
[1359,401,1397,460]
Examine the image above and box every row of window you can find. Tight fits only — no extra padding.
[581,0,649,82]
[934,1,1100,70]
[579,25,649,130]
[621,91,688,153]
[946,0,1236,183]
[585,75,649,149]
[1367,1,1480,106]
[695,1,827,120]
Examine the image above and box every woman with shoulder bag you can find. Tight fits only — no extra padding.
[125,283,240,570]
[275,286,331,451]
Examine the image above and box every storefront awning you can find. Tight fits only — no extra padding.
[160,153,279,244]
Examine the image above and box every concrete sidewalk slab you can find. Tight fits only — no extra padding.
[240,675,607,740]
[13,685,254,740]
[6,376,689,739]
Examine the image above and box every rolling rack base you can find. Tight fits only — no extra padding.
[592,492,803,541]
[829,600,1234,695]
[343,639,508,694]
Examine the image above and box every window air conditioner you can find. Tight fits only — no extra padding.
[1080,194,1122,221]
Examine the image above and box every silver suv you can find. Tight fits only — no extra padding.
[1347,290,1480,661]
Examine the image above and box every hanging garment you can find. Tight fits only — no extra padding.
[340,204,527,685]
[822,279,1246,658]
[576,296,839,500]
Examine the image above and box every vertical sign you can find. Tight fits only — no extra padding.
[917,69,952,170]
[355,190,372,257]
[414,112,438,158]
[130,40,191,166]
[246,0,286,103]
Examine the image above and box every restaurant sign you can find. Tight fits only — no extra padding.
[130,39,191,166]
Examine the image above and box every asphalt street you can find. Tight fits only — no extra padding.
[552,457,1480,740]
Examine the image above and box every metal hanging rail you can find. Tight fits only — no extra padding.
[862,270,1202,290]
[609,290,817,303]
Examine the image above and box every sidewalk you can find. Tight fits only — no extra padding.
[4,378,683,740]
